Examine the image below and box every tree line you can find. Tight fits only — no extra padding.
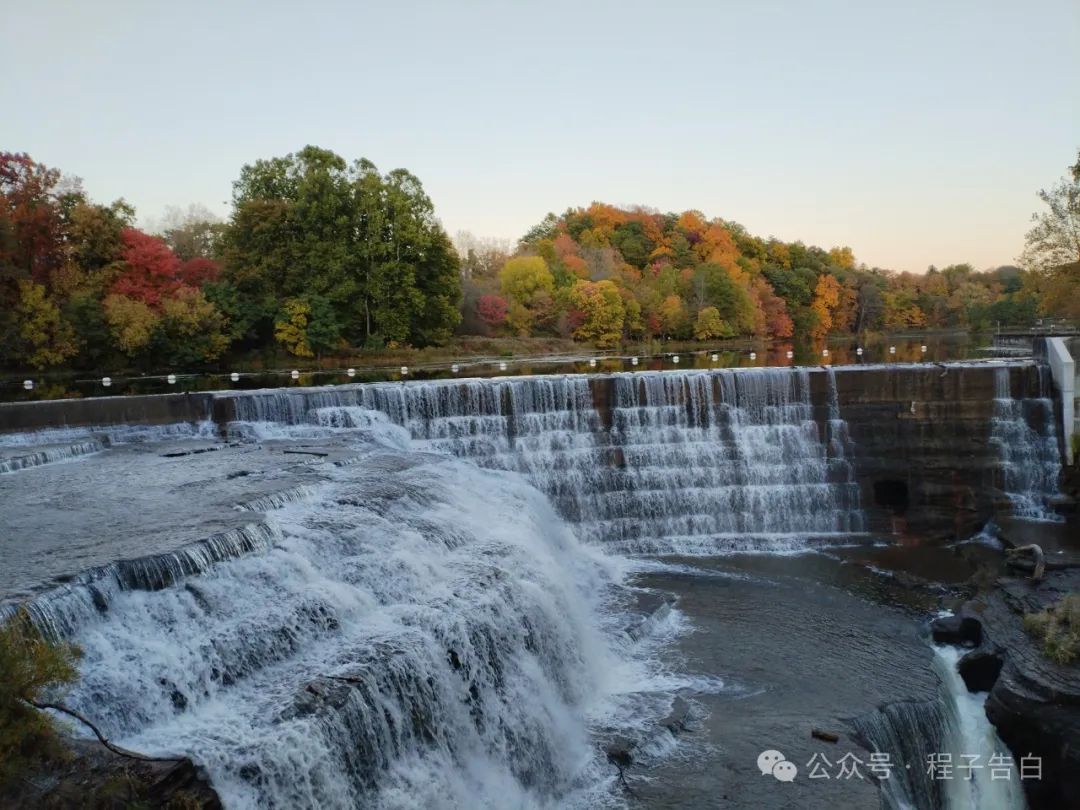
[2,147,1077,370]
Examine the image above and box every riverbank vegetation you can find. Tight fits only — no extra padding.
[2,147,1078,372]
[0,610,80,787]
[1024,594,1080,665]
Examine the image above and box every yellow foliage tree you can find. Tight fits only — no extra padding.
[809,274,842,339]
[14,281,77,369]
[274,298,313,357]
[568,279,625,347]
[693,306,733,339]
[103,293,160,357]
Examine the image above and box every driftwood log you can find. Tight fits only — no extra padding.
[1006,544,1046,582]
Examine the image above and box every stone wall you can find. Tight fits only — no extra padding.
[816,364,1045,540]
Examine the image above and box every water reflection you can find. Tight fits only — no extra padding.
[1,332,1013,403]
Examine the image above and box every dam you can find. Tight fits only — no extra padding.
[0,359,1073,810]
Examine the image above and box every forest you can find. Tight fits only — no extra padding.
[2,147,1078,371]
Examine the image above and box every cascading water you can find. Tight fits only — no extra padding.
[854,644,1027,810]
[225,368,864,554]
[39,433,650,809]
[989,367,1063,522]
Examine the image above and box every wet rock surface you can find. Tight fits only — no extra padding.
[958,568,1080,810]
[6,737,221,809]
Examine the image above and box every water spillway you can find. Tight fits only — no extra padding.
[223,368,863,554]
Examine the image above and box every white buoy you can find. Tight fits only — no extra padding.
[710,353,718,362]
[749,352,757,361]
[589,358,597,367]
[498,361,507,371]
[23,379,33,390]
[672,355,680,363]
[630,357,639,366]
[291,369,300,379]
[102,376,112,387]
[167,374,177,384]
[400,366,409,376]
[347,368,356,377]
[921,345,927,353]
[889,346,896,355]
[786,351,793,360]
[451,364,460,373]
[230,372,240,382]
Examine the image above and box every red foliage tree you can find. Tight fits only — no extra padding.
[476,294,509,330]
[177,257,220,287]
[0,152,64,287]
[110,228,182,307]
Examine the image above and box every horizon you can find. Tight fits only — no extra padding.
[4,0,1079,273]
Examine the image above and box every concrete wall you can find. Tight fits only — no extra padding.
[0,393,214,434]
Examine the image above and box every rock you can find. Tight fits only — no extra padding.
[660,696,691,734]
[957,648,1004,692]
[930,610,982,646]
[968,570,1080,810]
[605,737,635,771]
[2,737,222,809]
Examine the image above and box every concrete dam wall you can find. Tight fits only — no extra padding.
[1,361,1062,541]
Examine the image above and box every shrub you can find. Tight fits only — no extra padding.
[0,609,81,786]
[1023,594,1080,665]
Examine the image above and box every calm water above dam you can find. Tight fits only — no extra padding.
[0,363,1066,809]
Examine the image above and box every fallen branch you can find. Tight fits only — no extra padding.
[24,698,184,763]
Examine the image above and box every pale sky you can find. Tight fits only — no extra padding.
[3,0,1078,273]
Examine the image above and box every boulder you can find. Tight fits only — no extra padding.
[930,610,982,646]
[957,648,1004,693]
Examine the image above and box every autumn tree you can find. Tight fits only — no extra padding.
[809,274,842,338]
[1019,155,1080,318]
[476,294,509,332]
[567,279,624,346]
[111,228,182,306]
[694,306,732,339]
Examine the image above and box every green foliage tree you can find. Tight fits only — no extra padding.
[693,306,733,339]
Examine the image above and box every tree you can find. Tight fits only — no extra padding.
[809,274,842,338]
[274,298,314,357]
[499,256,555,335]
[157,203,224,261]
[567,279,625,346]
[157,287,230,365]
[223,147,459,348]
[111,228,182,307]
[273,296,341,358]
[0,609,81,786]
[1019,156,1080,318]
[103,293,160,357]
[476,294,509,331]
[694,306,732,339]
[11,280,76,368]
[658,294,689,338]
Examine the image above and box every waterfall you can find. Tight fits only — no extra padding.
[989,367,1063,521]
[45,437,639,809]
[854,645,1027,810]
[0,440,103,474]
[222,368,864,554]
[934,645,1027,810]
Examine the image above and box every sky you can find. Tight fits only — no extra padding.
[3,0,1078,273]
